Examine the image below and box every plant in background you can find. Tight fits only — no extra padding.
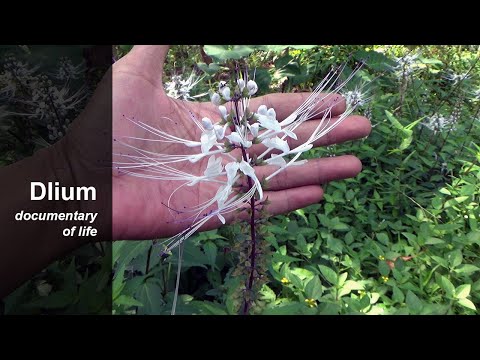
[114,61,366,314]
[164,70,207,101]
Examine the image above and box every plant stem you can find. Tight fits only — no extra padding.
[239,145,257,315]
[145,243,153,275]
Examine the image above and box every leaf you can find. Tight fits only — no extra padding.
[455,284,471,299]
[193,301,228,315]
[262,303,304,315]
[438,275,456,298]
[26,290,76,309]
[203,45,255,61]
[454,264,480,275]
[112,264,126,300]
[376,232,389,245]
[406,291,423,313]
[447,250,463,269]
[115,295,143,307]
[425,237,445,245]
[379,261,391,276]
[319,265,338,285]
[338,280,364,298]
[457,298,476,311]
[272,253,302,263]
[203,242,217,270]
[137,280,164,315]
[392,286,405,303]
[114,241,151,268]
[305,276,323,300]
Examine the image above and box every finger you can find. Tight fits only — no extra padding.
[248,92,346,120]
[116,45,170,87]
[263,185,324,216]
[248,115,371,157]
[255,155,362,191]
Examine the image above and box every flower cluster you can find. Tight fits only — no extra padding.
[114,63,365,254]
[421,114,458,134]
[393,53,421,78]
[1,54,88,143]
[164,71,206,100]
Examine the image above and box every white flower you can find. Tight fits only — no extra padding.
[237,78,245,91]
[218,105,227,120]
[249,123,259,137]
[202,117,214,130]
[257,104,268,115]
[247,80,258,96]
[239,161,263,200]
[262,137,290,154]
[226,132,252,148]
[211,93,221,106]
[257,113,281,133]
[267,108,276,119]
[214,123,227,140]
[218,81,227,91]
[204,156,223,177]
[200,131,217,153]
[221,86,231,101]
[225,162,239,185]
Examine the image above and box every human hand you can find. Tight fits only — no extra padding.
[112,45,371,240]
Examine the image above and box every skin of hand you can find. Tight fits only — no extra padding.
[112,45,372,240]
[0,45,371,299]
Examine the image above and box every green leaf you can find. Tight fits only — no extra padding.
[204,45,255,61]
[454,264,480,275]
[272,253,302,263]
[319,265,338,285]
[338,280,364,298]
[455,284,471,299]
[193,301,228,315]
[425,237,445,245]
[112,264,126,300]
[115,295,143,307]
[438,275,456,298]
[376,232,389,245]
[447,250,463,269]
[457,298,476,311]
[406,291,423,313]
[114,241,151,268]
[203,242,217,270]
[378,261,391,276]
[137,280,164,315]
[392,286,405,303]
[305,276,323,300]
[263,303,304,315]
[26,290,76,309]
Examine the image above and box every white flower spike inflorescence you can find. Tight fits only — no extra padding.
[114,63,367,255]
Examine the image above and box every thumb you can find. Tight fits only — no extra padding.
[117,45,170,87]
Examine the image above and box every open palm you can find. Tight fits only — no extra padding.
[112,45,371,240]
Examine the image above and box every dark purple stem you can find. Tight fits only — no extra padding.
[240,145,256,315]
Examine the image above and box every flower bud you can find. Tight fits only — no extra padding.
[267,108,276,119]
[250,123,259,137]
[257,104,268,115]
[202,117,214,130]
[221,86,231,101]
[211,92,221,106]
[218,105,227,119]
[247,80,258,95]
[237,78,245,91]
